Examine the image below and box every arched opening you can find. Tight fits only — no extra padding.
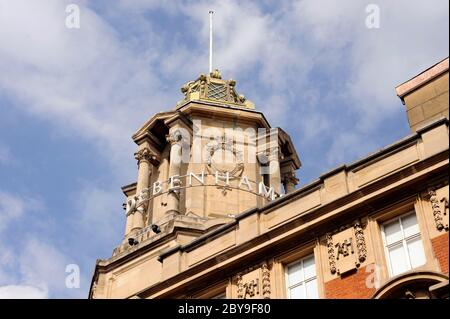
[372,270,449,299]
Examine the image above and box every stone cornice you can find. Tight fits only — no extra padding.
[135,153,448,298]
[396,57,449,99]
[157,150,448,262]
[132,111,175,143]
[177,100,270,128]
[121,182,137,197]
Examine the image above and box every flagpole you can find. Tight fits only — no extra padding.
[209,10,214,74]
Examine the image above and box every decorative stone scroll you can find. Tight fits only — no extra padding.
[326,220,368,275]
[428,189,449,231]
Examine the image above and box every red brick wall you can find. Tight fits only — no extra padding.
[324,265,376,299]
[431,233,449,274]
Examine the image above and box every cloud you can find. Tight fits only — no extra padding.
[0,191,45,234]
[116,0,447,164]
[0,0,447,298]
[0,285,48,299]
[72,184,124,246]
[0,237,87,299]
[2,0,447,176]
[18,239,68,292]
[0,191,25,232]
[0,0,173,181]
[0,191,85,298]
[0,142,12,165]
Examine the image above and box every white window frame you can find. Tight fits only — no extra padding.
[285,254,318,299]
[381,211,425,277]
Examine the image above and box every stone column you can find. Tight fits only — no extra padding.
[282,171,299,194]
[268,148,281,195]
[166,129,183,214]
[124,201,133,237]
[129,147,153,233]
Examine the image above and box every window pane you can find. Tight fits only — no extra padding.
[402,213,420,238]
[289,284,305,299]
[384,220,402,245]
[407,237,426,269]
[303,256,316,280]
[388,243,410,276]
[305,279,319,299]
[287,262,303,286]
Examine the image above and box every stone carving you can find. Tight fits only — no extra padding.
[243,279,259,298]
[429,189,449,231]
[181,74,206,97]
[210,69,222,79]
[326,233,337,275]
[261,262,271,299]
[326,221,368,275]
[134,147,160,166]
[354,221,367,264]
[335,238,354,260]
[441,197,449,213]
[178,71,255,109]
[236,274,244,299]
[206,136,244,177]
[166,130,183,145]
[236,267,263,299]
[283,172,299,186]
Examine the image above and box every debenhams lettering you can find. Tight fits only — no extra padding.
[125,171,279,215]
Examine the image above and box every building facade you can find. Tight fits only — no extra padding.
[89,58,449,299]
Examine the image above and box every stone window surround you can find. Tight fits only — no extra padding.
[380,210,426,277]
[285,253,319,299]
[367,197,440,286]
[272,240,325,299]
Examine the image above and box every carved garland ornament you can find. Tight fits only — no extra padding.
[205,136,244,176]
[354,221,367,264]
[236,273,244,299]
[326,233,337,275]
[428,189,449,231]
[261,262,271,299]
[326,221,368,275]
